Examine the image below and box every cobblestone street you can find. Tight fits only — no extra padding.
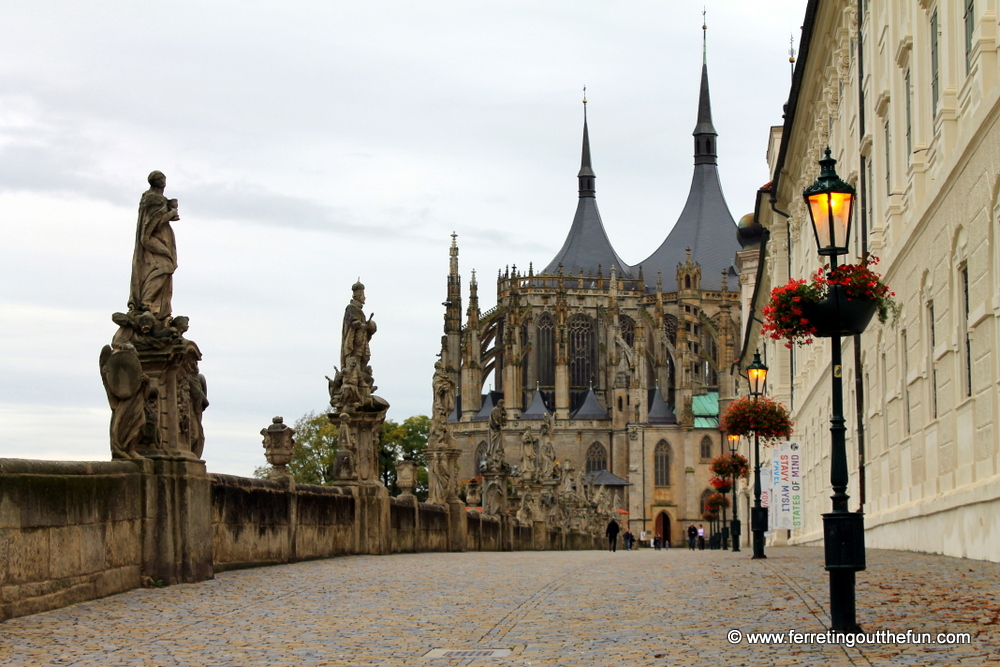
[2,546,998,666]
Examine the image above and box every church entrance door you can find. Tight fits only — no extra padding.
[655,511,671,547]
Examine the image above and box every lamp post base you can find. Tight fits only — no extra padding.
[730,519,741,552]
[823,511,866,632]
[750,506,768,559]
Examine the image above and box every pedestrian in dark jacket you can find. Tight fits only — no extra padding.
[606,519,620,552]
[687,523,697,550]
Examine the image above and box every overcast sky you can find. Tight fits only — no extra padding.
[0,1,807,477]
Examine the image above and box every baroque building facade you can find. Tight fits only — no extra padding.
[438,57,745,547]
[742,0,1000,561]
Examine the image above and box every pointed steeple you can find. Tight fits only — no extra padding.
[542,93,631,278]
[693,17,717,165]
[632,28,737,292]
[578,88,596,197]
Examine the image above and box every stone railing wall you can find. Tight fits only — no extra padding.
[1,460,604,622]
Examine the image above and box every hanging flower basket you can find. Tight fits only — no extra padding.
[702,510,720,522]
[709,476,732,494]
[720,396,793,442]
[762,257,898,347]
[705,492,730,511]
[710,452,750,481]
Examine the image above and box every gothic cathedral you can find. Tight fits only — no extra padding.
[438,58,745,547]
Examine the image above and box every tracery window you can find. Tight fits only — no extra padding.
[700,436,714,460]
[619,315,635,347]
[586,442,608,473]
[654,440,672,486]
[568,313,596,388]
[536,313,555,388]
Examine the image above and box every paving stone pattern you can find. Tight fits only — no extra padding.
[2,546,998,666]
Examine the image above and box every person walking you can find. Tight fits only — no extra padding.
[653,533,662,551]
[606,519,620,552]
[623,529,633,550]
[697,524,706,550]
[687,523,697,550]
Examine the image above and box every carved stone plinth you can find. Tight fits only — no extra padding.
[481,468,508,518]
[426,447,460,505]
[328,404,391,554]
[133,341,206,460]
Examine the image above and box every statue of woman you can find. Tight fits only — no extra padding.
[129,171,179,321]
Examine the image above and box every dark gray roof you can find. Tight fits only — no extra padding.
[571,387,610,420]
[472,391,502,422]
[647,386,677,424]
[519,389,551,419]
[541,115,632,279]
[584,470,632,486]
[633,63,739,292]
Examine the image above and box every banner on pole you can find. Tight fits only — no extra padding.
[771,441,803,531]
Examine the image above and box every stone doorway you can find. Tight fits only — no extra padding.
[655,511,671,547]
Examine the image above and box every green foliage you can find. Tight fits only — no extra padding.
[379,415,430,500]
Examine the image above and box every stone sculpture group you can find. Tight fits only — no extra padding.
[101,171,207,460]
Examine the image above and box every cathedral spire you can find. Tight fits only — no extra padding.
[693,17,717,165]
[578,87,595,197]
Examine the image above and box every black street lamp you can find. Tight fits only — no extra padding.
[747,350,768,560]
[728,432,741,552]
[803,147,866,633]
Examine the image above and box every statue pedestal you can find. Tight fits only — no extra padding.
[329,404,391,554]
[134,341,204,460]
[135,456,213,584]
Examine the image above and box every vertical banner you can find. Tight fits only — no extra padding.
[760,457,771,535]
[772,442,803,531]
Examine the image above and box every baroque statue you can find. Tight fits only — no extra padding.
[129,170,179,321]
[484,399,507,471]
[99,343,149,459]
[328,281,387,413]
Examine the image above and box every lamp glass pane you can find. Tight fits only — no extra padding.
[807,194,833,248]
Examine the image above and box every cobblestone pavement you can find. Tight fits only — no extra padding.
[2,546,999,666]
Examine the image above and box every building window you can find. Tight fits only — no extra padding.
[654,440,672,486]
[905,69,913,158]
[931,10,940,113]
[568,313,596,388]
[928,300,938,419]
[700,436,714,460]
[619,314,635,347]
[902,329,911,434]
[586,442,608,473]
[962,266,972,397]
[884,120,892,193]
[536,313,555,388]
[965,0,975,75]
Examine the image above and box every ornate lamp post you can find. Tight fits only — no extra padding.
[747,350,768,560]
[803,148,865,633]
[728,432,741,552]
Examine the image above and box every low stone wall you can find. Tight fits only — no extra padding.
[0,459,144,622]
[2,461,606,622]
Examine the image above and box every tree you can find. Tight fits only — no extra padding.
[253,411,338,485]
[379,415,430,500]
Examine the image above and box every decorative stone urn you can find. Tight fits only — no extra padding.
[261,416,295,478]
[396,457,417,499]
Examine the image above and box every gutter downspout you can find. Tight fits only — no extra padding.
[854,0,869,513]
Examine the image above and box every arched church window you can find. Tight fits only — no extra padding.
[619,315,635,347]
[475,442,488,472]
[685,275,691,289]
[536,313,555,388]
[700,435,714,460]
[701,488,714,515]
[586,442,608,473]
[568,313,596,388]
[654,440,672,486]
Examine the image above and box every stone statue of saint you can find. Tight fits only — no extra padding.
[431,359,456,423]
[538,427,556,481]
[129,171,179,321]
[484,478,503,516]
[99,343,149,459]
[342,281,377,371]
[485,399,507,470]
[520,427,537,477]
[186,357,209,459]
